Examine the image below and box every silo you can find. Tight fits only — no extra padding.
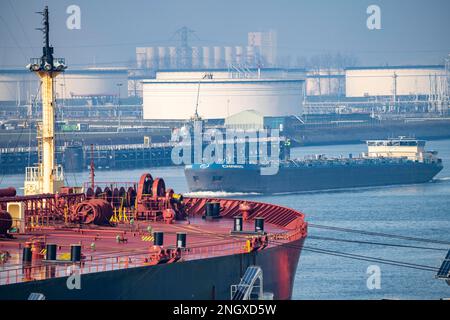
[168,47,177,69]
[191,47,203,69]
[224,46,235,67]
[213,46,223,68]
[246,46,255,67]
[158,47,168,70]
[145,47,156,69]
[136,47,147,69]
[202,47,211,68]
[235,46,244,65]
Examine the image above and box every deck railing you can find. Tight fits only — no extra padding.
[0,226,304,286]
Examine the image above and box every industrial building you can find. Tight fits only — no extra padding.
[142,68,305,120]
[224,109,288,131]
[224,110,265,130]
[1,61,448,121]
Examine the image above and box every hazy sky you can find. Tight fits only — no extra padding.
[0,0,449,68]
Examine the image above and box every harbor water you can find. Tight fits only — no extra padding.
[1,139,449,299]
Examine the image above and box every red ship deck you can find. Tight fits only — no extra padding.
[0,196,307,287]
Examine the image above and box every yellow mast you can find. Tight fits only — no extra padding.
[24,6,66,195]
[39,72,56,193]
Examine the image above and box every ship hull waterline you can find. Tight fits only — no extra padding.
[185,162,443,194]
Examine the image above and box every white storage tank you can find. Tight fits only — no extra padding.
[345,65,447,98]
[136,47,147,69]
[235,46,244,65]
[224,46,235,66]
[306,69,345,96]
[213,46,223,68]
[168,47,177,69]
[191,47,203,69]
[142,70,305,120]
[0,69,38,102]
[202,47,211,68]
[0,68,129,102]
[246,46,255,66]
[54,68,128,99]
[157,47,168,70]
[145,47,157,69]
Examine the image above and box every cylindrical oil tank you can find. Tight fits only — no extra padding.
[158,47,168,70]
[146,47,156,69]
[224,46,235,66]
[235,46,244,65]
[0,70,39,103]
[142,77,304,119]
[191,47,202,69]
[136,47,147,69]
[58,68,128,99]
[168,47,177,69]
[246,46,255,66]
[213,46,223,68]
[202,47,211,68]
